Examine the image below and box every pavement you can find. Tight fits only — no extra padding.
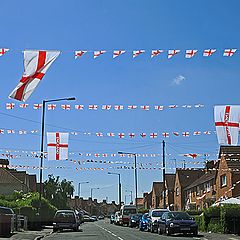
[0,227,52,240]
[42,219,240,240]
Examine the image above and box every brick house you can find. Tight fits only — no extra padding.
[151,182,163,209]
[174,169,204,210]
[184,170,217,210]
[143,191,152,209]
[215,146,240,201]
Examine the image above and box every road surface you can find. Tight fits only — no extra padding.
[43,219,240,240]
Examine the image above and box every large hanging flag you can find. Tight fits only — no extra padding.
[47,132,69,160]
[214,105,240,145]
[9,50,60,102]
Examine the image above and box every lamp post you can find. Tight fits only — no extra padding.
[39,97,76,210]
[78,181,89,197]
[108,172,122,209]
[90,187,99,215]
[118,151,138,211]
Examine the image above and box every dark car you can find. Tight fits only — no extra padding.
[158,211,198,236]
[0,206,14,237]
[53,210,80,232]
[98,215,105,220]
[129,214,142,228]
[139,213,150,231]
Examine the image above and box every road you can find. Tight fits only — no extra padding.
[43,220,240,240]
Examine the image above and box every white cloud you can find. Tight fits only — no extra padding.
[172,75,186,86]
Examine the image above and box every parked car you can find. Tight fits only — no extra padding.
[129,214,142,228]
[148,208,169,233]
[139,213,150,231]
[158,211,198,236]
[110,214,115,224]
[98,215,105,220]
[91,215,98,221]
[53,210,80,232]
[119,205,137,226]
[114,211,121,225]
[0,206,15,237]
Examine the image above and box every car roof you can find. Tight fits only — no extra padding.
[56,210,75,213]
[151,209,169,212]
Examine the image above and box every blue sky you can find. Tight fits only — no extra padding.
[0,0,240,203]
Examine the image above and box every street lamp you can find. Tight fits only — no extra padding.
[78,181,89,197]
[118,151,138,211]
[90,187,100,199]
[90,187,100,215]
[108,172,122,209]
[39,97,76,208]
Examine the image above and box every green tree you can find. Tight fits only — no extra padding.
[43,174,74,209]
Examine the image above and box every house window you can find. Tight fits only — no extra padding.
[176,187,179,196]
[220,175,227,187]
[206,182,211,192]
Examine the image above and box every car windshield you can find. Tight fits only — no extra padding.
[152,211,166,217]
[131,215,140,220]
[55,212,74,220]
[0,208,13,214]
[171,212,191,220]
[123,209,136,215]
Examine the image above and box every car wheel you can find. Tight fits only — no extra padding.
[193,230,198,237]
[165,227,171,236]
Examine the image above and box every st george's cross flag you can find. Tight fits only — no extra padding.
[214,105,240,145]
[47,132,69,160]
[9,50,60,102]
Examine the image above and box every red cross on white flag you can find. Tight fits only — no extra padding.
[96,132,103,137]
[113,50,126,58]
[204,131,211,135]
[168,50,180,59]
[182,132,190,137]
[0,48,9,56]
[33,104,42,109]
[169,105,178,108]
[0,130,4,134]
[140,133,146,138]
[214,105,240,145]
[141,105,150,110]
[154,105,164,111]
[114,105,124,110]
[6,103,15,109]
[118,133,125,138]
[61,104,71,110]
[89,105,98,110]
[162,132,169,137]
[151,50,163,58]
[75,50,87,59]
[129,133,135,138]
[223,49,237,57]
[185,50,198,58]
[75,104,84,110]
[203,49,216,57]
[173,132,179,136]
[47,132,69,160]
[9,50,60,102]
[193,131,201,136]
[102,105,111,110]
[107,132,115,137]
[150,133,158,138]
[20,103,29,108]
[7,130,15,134]
[133,50,145,58]
[128,105,137,110]
[94,51,106,59]
[48,104,56,110]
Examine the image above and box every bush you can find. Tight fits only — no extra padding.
[195,215,205,232]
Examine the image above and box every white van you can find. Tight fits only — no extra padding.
[119,205,137,226]
[114,211,121,225]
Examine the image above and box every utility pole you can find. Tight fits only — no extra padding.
[162,140,166,209]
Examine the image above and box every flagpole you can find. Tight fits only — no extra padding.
[38,97,76,225]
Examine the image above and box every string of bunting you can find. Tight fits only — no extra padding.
[0,128,214,138]
[5,103,204,111]
[0,48,238,59]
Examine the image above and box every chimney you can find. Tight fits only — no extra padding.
[112,201,116,205]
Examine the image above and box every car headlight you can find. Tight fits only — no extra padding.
[131,220,136,222]
[53,222,56,225]
[170,223,179,227]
